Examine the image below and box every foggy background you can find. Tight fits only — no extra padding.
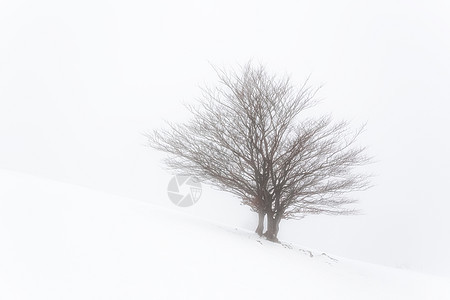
[1,0,449,276]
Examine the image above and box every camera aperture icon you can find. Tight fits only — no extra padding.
[167,175,202,207]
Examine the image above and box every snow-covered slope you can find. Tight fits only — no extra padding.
[0,169,449,300]
[2,0,450,276]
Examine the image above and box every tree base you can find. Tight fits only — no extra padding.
[255,228,264,237]
[263,232,280,243]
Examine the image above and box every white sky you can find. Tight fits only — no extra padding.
[1,0,449,276]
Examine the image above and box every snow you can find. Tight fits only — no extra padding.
[1,0,450,276]
[1,169,449,299]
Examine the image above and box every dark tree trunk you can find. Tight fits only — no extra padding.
[274,215,281,237]
[264,213,281,242]
[255,212,265,236]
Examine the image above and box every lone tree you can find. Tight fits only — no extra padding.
[147,63,370,242]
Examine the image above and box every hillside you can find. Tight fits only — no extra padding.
[0,169,449,299]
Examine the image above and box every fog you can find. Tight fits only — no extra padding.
[1,0,449,276]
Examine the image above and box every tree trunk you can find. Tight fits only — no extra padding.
[255,212,265,236]
[274,215,281,238]
[263,213,282,242]
[264,213,281,242]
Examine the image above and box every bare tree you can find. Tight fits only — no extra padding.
[147,62,370,242]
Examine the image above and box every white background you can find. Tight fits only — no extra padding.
[1,0,449,276]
